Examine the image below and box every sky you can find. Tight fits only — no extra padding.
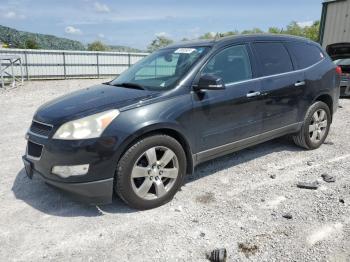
[0,0,323,50]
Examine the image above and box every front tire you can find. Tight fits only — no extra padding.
[115,134,187,210]
[292,101,331,150]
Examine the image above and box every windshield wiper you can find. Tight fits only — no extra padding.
[109,82,145,90]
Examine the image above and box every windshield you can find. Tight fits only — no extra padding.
[110,47,210,91]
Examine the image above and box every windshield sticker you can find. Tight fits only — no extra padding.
[175,48,196,54]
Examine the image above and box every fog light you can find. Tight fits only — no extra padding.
[52,164,89,178]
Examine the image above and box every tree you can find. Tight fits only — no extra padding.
[24,38,40,49]
[304,21,320,42]
[285,21,304,37]
[199,32,216,40]
[88,41,108,51]
[241,28,264,35]
[147,36,174,52]
[268,27,283,34]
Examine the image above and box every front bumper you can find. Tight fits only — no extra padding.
[23,129,121,204]
[23,155,114,204]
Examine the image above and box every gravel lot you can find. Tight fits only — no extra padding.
[0,80,349,262]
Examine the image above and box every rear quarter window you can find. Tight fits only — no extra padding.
[253,42,293,77]
[286,42,324,69]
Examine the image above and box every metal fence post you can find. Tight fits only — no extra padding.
[63,52,67,79]
[24,50,29,80]
[96,53,100,78]
[128,53,131,67]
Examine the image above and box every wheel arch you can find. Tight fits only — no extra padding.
[115,124,195,176]
[313,93,333,121]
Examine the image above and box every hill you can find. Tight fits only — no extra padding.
[108,45,144,53]
[0,25,86,50]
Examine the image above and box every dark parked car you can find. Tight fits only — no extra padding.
[23,35,340,209]
[327,43,350,97]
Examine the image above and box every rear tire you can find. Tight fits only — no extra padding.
[115,134,187,210]
[292,101,331,150]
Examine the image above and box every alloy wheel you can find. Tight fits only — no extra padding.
[309,109,328,143]
[130,146,179,200]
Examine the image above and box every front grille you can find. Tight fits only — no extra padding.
[29,121,53,138]
[27,141,43,159]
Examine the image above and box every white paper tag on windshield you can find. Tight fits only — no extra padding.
[175,48,196,54]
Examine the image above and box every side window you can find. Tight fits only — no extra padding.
[253,42,293,76]
[286,42,324,69]
[202,45,252,84]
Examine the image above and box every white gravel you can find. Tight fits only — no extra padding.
[0,80,349,261]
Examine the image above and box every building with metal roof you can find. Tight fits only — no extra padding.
[319,0,350,47]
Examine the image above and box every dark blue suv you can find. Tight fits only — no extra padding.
[23,35,340,209]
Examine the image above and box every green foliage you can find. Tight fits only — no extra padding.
[108,45,143,52]
[147,36,174,52]
[192,20,320,43]
[24,38,40,49]
[0,25,85,50]
[87,41,108,51]
[268,27,282,34]
[241,28,264,35]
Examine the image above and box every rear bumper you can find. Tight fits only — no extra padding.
[23,156,114,204]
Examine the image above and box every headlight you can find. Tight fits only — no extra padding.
[53,109,119,140]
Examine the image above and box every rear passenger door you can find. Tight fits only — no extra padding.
[252,42,305,133]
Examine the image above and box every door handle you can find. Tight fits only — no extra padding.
[246,91,261,98]
[294,81,306,87]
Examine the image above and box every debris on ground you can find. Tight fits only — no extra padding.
[175,206,183,212]
[206,248,227,262]
[297,181,319,190]
[321,173,336,183]
[324,141,334,145]
[307,161,314,166]
[238,242,259,258]
[270,174,276,179]
[282,213,293,220]
[339,198,345,204]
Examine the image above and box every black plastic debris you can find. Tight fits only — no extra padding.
[297,181,319,190]
[282,213,293,219]
[321,173,336,183]
[270,174,276,179]
[339,198,345,204]
[206,248,227,262]
[324,141,334,145]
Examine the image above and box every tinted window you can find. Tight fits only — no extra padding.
[253,42,293,76]
[286,42,324,69]
[202,45,252,84]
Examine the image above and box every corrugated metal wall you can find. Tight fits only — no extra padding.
[0,48,148,79]
[322,0,350,47]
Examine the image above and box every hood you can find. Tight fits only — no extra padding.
[326,43,350,60]
[34,84,158,124]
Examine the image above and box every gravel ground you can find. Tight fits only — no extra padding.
[0,79,349,262]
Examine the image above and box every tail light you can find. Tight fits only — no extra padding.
[336,66,342,75]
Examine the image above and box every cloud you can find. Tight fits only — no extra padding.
[3,11,25,19]
[65,26,82,35]
[94,2,110,13]
[297,21,314,28]
[155,32,171,38]
[98,33,105,38]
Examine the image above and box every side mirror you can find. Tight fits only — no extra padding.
[194,74,225,91]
